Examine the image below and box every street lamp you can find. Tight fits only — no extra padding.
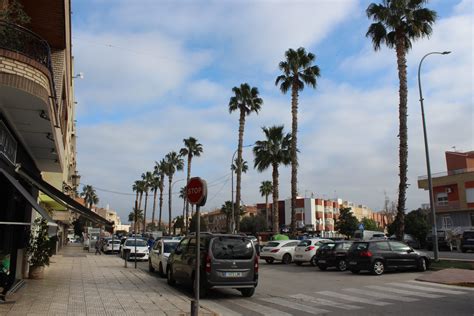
[231,143,254,233]
[417,51,451,262]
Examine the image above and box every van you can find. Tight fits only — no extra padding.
[354,230,384,241]
[167,233,258,298]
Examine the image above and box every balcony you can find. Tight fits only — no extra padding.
[435,201,462,212]
[418,168,474,180]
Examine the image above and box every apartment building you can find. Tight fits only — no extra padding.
[418,151,474,230]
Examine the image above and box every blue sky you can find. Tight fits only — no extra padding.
[71,0,473,224]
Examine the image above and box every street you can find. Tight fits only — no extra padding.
[132,257,474,316]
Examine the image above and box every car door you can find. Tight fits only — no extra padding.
[182,237,197,282]
[172,238,189,280]
[389,241,417,268]
[150,241,160,268]
[371,241,394,268]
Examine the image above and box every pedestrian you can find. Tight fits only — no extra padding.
[147,236,154,250]
[95,238,102,255]
[0,252,11,303]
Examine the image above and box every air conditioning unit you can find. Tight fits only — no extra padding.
[446,188,452,193]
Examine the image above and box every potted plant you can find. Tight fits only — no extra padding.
[27,218,52,279]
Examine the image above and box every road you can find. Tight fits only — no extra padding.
[131,257,474,316]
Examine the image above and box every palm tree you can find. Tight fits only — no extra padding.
[134,180,145,213]
[128,208,144,234]
[253,125,291,233]
[228,83,263,232]
[179,186,187,226]
[259,180,273,229]
[149,172,161,227]
[180,137,203,233]
[164,151,184,235]
[221,201,234,233]
[231,158,249,174]
[132,180,141,212]
[81,185,99,209]
[154,159,167,231]
[276,47,320,234]
[141,171,154,233]
[366,0,436,241]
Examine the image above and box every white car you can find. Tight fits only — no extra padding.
[103,238,121,253]
[294,239,333,266]
[149,239,179,277]
[121,238,149,261]
[260,240,299,264]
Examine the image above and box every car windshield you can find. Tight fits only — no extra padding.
[266,242,281,248]
[212,237,254,260]
[297,240,312,247]
[351,242,369,251]
[125,239,147,247]
[163,242,178,253]
[320,243,335,250]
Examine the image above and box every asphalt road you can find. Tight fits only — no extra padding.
[130,257,474,316]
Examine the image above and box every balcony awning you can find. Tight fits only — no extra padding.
[15,165,112,227]
[0,168,56,227]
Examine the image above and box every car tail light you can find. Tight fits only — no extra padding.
[360,250,372,257]
[271,249,280,253]
[254,255,259,273]
[205,253,212,273]
[305,246,315,252]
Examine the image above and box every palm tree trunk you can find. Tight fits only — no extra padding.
[265,194,269,230]
[290,83,299,234]
[138,192,143,213]
[185,155,192,233]
[182,197,186,234]
[143,192,148,233]
[235,109,246,232]
[158,185,164,231]
[272,163,279,234]
[168,176,173,235]
[395,34,408,241]
[151,189,157,226]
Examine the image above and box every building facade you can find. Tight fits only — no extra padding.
[418,151,474,230]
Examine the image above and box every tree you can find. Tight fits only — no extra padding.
[154,159,167,231]
[361,217,382,231]
[231,158,249,174]
[275,47,321,234]
[128,208,144,223]
[80,185,99,209]
[259,180,273,230]
[141,171,154,233]
[72,216,86,237]
[133,180,145,213]
[173,216,185,235]
[189,212,208,233]
[179,186,187,227]
[366,0,437,241]
[164,151,184,235]
[179,137,203,233]
[221,201,234,233]
[240,214,268,235]
[253,125,291,233]
[27,218,53,267]
[229,83,263,232]
[149,172,161,227]
[132,180,141,213]
[405,208,430,247]
[335,207,358,238]
[0,0,30,25]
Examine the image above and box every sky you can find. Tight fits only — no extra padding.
[71,0,473,224]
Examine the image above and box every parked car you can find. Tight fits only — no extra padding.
[293,239,333,266]
[149,239,180,277]
[388,234,421,249]
[167,233,258,298]
[315,241,353,271]
[460,230,474,253]
[120,238,149,261]
[346,240,430,275]
[370,233,387,240]
[102,238,121,254]
[426,231,455,251]
[260,240,299,264]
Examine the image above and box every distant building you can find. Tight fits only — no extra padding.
[202,209,227,233]
[418,151,474,230]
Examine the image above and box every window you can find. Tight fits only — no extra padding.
[470,213,474,226]
[125,239,147,247]
[266,242,281,248]
[390,241,411,252]
[175,238,189,253]
[297,240,312,247]
[436,192,448,206]
[373,241,390,251]
[283,241,299,247]
[467,188,474,203]
[187,238,196,254]
[211,237,253,260]
[336,243,352,250]
[163,242,178,254]
[351,242,368,251]
[153,241,160,251]
[321,243,336,250]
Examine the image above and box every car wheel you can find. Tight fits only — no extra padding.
[310,256,318,267]
[295,262,303,266]
[337,260,348,272]
[159,262,165,278]
[417,257,427,272]
[148,259,155,273]
[265,258,274,264]
[239,287,256,297]
[371,260,385,275]
[350,269,360,274]
[282,254,292,264]
[317,264,327,271]
[167,266,176,286]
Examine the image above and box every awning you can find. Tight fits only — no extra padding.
[15,165,112,227]
[0,168,57,226]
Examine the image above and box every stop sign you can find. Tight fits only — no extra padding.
[186,177,207,206]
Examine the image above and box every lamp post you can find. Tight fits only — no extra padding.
[417,51,451,262]
[231,143,254,233]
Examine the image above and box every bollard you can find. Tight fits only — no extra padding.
[191,300,198,316]
[124,249,131,268]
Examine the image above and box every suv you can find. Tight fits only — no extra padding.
[167,233,258,298]
[346,240,430,275]
[426,231,454,251]
[460,231,474,253]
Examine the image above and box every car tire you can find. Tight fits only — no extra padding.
[317,264,327,271]
[417,257,427,272]
[159,262,165,278]
[350,269,360,274]
[282,254,292,264]
[239,287,256,297]
[310,256,318,267]
[167,266,176,286]
[371,260,385,275]
[295,262,303,266]
[265,258,274,264]
[148,259,155,273]
[337,260,348,272]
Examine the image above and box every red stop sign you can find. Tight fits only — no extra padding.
[186,177,207,206]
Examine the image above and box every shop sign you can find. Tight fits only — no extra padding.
[0,121,17,164]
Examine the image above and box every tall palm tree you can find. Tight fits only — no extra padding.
[179,137,203,233]
[154,159,167,231]
[231,158,249,174]
[221,201,234,233]
[179,186,187,224]
[366,0,436,241]
[132,180,141,212]
[141,171,154,233]
[128,208,144,234]
[164,151,184,235]
[259,180,273,229]
[149,172,161,227]
[81,185,99,209]
[253,125,291,233]
[135,180,145,212]
[276,47,320,234]
[228,83,263,232]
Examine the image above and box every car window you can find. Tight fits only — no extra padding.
[341,242,353,250]
[373,241,390,251]
[321,243,336,250]
[153,241,160,250]
[463,232,474,239]
[390,241,411,251]
[283,241,299,247]
[266,242,281,247]
[187,238,197,254]
[163,242,178,253]
[211,237,253,260]
[175,238,189,253]
[125,239,147,247]
[351,242,369,251]
[297,240,311,247]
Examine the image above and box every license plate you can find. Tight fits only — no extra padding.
[295,255,303,258]
[224,272,242,277]
[318,260,326,263]
[349,261,356,265]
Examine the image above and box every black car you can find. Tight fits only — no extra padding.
[346,240,430,275]
[167,233,258,298]
[315,241,353,271]
[460,231,474,253]
[426,230,454,251]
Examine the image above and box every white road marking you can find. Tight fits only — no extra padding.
[260,297,330,315]
[367,285,443,298]
[408,280,474,291]
[316,290,391,306]
[343,288,419,302]
[201,300,242,316]
[389,282,467,295]
[230,299,292,316]
[290,293,361,310]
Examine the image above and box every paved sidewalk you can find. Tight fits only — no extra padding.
[0,244,215,315]
[416,268,474,287]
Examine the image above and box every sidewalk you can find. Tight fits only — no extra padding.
[416,268,474,287]
[0,244,215,315]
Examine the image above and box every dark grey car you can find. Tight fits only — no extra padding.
[167,233,258,298]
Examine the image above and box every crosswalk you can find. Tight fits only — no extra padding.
[202,280,473,316]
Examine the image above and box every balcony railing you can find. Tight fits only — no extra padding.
[418,168,474,180]
[435,201,462,212]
